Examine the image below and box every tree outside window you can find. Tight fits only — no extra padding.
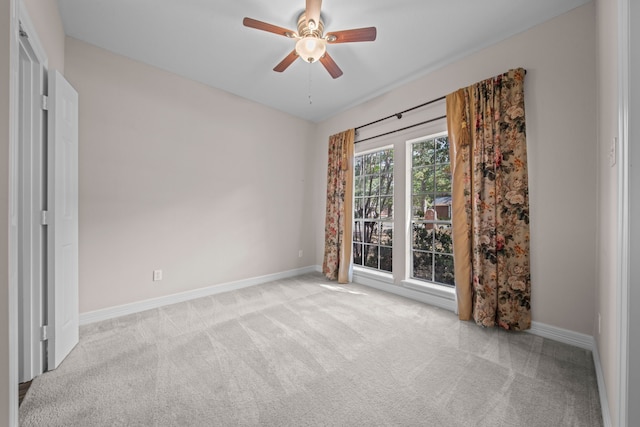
[353,148,393,272]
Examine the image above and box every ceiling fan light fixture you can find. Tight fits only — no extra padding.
[295,36,326,63]
[243,2,376,78]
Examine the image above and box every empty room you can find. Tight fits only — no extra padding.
[0,0,638,426]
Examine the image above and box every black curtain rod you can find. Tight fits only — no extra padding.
[353,69,527,143]
[355,114,447,144]
[354,95,446,132]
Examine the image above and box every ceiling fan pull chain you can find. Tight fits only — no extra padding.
[308,65,313,105]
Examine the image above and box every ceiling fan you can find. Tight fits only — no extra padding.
[243,0,377,79]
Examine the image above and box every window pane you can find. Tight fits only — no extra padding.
[364,245,379,269]
[353,221,363,242]
[410,135,453,286]
[364,221,379,244]
[434,197,451,221]
[380,197,393,219]
[423,207,438,223]
[413,251,433,281]
[412,140,435,167]
[364,197,380,218]
[380,173,393,196]
[364,152,379,174]
[353,148,393,274]
[433,224,453,254]
[353,243,363,265]
[434,254,455,286]
[380,150,394,172]
[413,223,434,251]
[412,166,433,195]
[380,246,392,272]
[365,175,380,196]
[354,156,364,176]
[412,195,434,220]
[354,176,364,197]
[435,164,452,193]
[435,137,450,164]
[354,198,363,219]
[381,221,393,247]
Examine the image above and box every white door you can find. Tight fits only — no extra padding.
[17,27,46,382]
[47,70,79,369]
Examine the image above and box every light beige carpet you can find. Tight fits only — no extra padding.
[20,273,603,426]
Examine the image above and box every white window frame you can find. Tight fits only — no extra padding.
[401,131,456,305]
[350,125,456,312]
[352,145,394,276]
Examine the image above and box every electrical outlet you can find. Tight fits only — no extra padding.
[153,269,163,281]
[298,249,303,258]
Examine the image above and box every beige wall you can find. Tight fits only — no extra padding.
[595,0,619,423]
[64,37,316,313]
[22,0,65,72]
[313,3,598,335]
[0,0,13,423]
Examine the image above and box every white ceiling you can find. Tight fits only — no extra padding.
[57,0,590,122]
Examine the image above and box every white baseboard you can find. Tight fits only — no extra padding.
[79,266,318,325]
[592,342,612,427]
[527,321,594,350]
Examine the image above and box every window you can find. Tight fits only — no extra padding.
[409,134,455,286]
[353,148,393,272]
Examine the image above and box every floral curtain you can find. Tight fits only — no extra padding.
[322,129,355,283]
[446,68,531,330]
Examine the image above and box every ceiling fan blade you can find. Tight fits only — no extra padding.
[273,50,299,73]
[305,0,322,29]
[326,27,377,43]
[319,52,343,79]
[243,17,296,38]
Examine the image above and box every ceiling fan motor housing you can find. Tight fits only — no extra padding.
[297,12,324,38]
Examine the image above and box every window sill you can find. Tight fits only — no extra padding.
[401,279,456,301]
[353,266,394,285]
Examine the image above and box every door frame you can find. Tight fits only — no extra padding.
[8,0,20,423]
[615,0,640,424]
[16,6,48,383]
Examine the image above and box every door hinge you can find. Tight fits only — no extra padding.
[41,94,48,111]
[41,325,48,341]
[41,210,48,225]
